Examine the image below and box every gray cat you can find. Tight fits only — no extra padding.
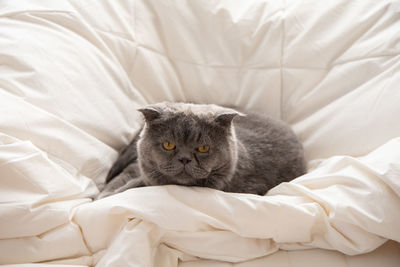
[97,102,306,199]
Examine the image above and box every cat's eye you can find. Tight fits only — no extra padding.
[197,145,210,153]
[162,141,176,151]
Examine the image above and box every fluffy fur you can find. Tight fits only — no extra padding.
[97,102,306,199]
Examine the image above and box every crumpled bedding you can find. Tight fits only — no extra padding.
[1,0,400,266]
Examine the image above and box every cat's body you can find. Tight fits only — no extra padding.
[97,102,306,199]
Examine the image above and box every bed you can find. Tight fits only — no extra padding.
[1,0,400,266]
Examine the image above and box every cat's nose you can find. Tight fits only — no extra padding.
[179,157,191,165]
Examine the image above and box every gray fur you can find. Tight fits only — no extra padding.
[97,102,306,199]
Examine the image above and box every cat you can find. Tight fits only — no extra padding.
[97,102,306,199]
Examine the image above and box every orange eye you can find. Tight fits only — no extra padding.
[163,141,176,151]
[197,145,210,153]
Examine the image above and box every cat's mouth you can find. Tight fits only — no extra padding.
[168,173,210,188]
[179,168,209,179]
[154,161,232,189]
[162,167,209,185]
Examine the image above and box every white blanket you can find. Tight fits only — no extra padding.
[1,0,400,266]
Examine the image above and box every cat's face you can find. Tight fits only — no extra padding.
[137,102,240,189]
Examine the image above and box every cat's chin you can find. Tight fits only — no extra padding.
[167,171,208,185]
[146,168,227,189]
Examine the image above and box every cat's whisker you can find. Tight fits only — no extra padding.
[212,162,230,172]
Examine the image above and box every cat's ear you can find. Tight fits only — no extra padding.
[138,107,161,122]
[215,111,244,127]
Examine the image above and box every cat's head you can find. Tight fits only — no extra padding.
[137,102,242,190]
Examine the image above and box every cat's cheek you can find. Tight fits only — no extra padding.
[149,150,165,167]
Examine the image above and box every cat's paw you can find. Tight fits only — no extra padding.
[94,190,114,200]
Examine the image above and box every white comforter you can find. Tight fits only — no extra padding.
[1,0,400,266]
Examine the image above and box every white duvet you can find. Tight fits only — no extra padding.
[1,0,400,266]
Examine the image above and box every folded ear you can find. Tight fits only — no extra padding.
[215,110,244,127]
[137,107,161,122]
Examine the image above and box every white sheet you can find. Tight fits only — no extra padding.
[0,0,399,266]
